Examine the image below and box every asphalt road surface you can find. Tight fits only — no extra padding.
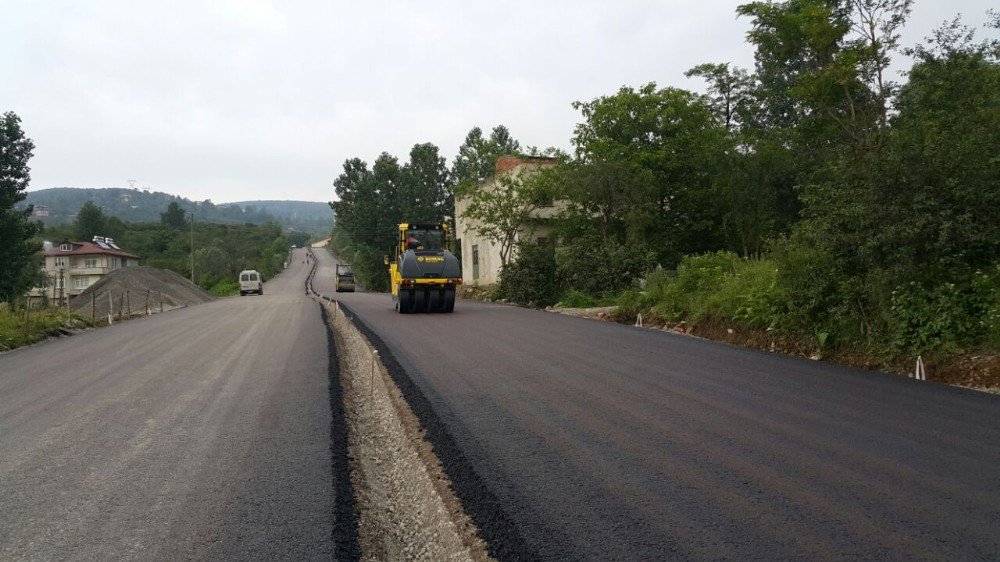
[0,249,338,560]
[313,248,1000,560]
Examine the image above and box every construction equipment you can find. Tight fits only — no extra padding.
[335,264,355,292]
[386,223,462,313]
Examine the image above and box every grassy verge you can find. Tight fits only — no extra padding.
[0,307,95,352]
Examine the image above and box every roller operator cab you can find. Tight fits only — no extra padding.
[387,223,462,313]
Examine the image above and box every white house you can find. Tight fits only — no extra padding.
[455,156,561,286]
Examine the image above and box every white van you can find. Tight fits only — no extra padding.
[239,270,263,296]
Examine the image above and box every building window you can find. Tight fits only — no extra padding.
[60,243,72,251]
[74,277,89,289]
[85,258,97,268]
[472,245,480,280]
[54,257,66,268]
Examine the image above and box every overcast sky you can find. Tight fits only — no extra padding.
[3,1,994,203]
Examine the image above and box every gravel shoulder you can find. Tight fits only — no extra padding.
[316,290,490,561]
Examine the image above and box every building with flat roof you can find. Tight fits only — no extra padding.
[455,156,561,286]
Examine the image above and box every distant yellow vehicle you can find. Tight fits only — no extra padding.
[386,223,462,313]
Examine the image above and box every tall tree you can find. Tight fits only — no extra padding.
[160,201,187,229]
[451,125,522,187]
[685,63,755,131]
[74,201,108,240]
[571,83,727,264]
[400,142,454,221]
[0,111,41,302]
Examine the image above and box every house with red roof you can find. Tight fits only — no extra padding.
[28,236,140,304]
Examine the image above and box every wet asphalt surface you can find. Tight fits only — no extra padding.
[0,249,340,560]
[312,248,1000,560]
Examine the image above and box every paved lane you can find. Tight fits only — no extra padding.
[0,249,336,560]
[313,247,1000,560]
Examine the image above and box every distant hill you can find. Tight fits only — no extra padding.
[229,200,333,232]
[19,188,332,234]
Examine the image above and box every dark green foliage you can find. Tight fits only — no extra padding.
[74,201,109,240]
[330,142,458,291]
[160,202,187,229]
[0,111,41,302]
[555,235,656,298]
[557,290,596,309]
[496,241,559,308]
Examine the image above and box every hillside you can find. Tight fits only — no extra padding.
[19,188,331,233]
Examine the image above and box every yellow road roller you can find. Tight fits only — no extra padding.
[386,223,462,313]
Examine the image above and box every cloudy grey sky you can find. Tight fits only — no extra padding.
[3,1,994,203]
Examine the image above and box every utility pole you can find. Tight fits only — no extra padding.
[190,213,195,284]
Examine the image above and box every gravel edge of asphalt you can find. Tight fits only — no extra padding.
[334,300,537,561]
[320,300,362,561]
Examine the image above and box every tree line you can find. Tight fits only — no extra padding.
[331,1,998,360]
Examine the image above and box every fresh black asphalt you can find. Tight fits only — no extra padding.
[312,247,1000,560]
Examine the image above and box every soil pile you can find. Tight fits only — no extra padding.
[71,266,214,319]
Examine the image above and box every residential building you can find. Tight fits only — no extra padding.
[30,204,50,219]
[27,236,140,304]
[455,155,561,286]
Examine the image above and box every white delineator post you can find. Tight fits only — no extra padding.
[914,355,927,381]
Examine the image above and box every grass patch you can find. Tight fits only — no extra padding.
[0,306,95,352]
[557,290,596,308]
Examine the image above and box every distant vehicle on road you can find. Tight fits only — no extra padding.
[335,264,355,292]
[239,270,263,296]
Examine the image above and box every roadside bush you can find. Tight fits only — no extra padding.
[558,290,596,308]
[890,267,1000,354]
[0,306,93,352]
[209,279,239,296]
[650,252,741,320]
[556,235,655,297]
[496,241,559,307]
[616,289,653,319]
[771,239,844,335]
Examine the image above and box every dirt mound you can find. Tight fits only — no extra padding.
[71,266,214,320]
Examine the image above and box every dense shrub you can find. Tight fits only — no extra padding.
[556,235,656,297]
[889,267,1000,354]
[496,241,559,307]
[557,290,596,308]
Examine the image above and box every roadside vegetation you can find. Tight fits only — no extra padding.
[330,3,998,378]
[0,307,94,352]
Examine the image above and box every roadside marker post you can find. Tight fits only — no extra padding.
[108,292,113,325]
[914,355,927,381]
[370,349,379,401]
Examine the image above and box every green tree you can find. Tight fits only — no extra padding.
[0,111,41,302]
[571,83,727,265]
[400,142,454,221]
[451,125,521,188]
[684,63,755,131]
[456,164,558,267]
[160,201,187,229]
[74,201,108,241]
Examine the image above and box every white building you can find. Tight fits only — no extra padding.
[455,156,561,286]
